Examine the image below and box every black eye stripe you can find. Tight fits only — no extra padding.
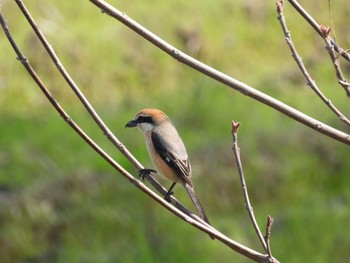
[137,116,153,124]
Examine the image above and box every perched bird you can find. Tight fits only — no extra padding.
[125,109,210,224]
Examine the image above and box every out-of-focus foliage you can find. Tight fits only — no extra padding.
[0,0,349,262]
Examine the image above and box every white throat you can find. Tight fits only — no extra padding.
[137,122,154,133]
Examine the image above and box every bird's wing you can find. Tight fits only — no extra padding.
[151,131,192,185]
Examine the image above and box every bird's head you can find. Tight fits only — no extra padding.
[125,108,168,133]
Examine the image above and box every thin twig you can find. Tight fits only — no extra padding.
[287,0,350,63]
[88,0,350,146]
[0,7,279,263]
[276,0,350,127]
[15,0,155,191]
[320,26,350,97]
[15,0,133,162]
[264,215,274,261]
[231,121,268,253]
[288,0,350,97]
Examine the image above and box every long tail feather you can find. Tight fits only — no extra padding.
[184,183,210,225]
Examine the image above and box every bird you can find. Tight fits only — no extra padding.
[125,108,210,224]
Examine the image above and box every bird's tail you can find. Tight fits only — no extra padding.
[184,183,210,225]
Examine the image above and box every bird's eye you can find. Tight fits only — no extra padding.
[137,116,153,124]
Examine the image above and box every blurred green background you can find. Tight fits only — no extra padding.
[1,0,350,262]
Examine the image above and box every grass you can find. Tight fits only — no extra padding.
[1,0,350,262]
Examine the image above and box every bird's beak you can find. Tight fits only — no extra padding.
[125,119,137,128]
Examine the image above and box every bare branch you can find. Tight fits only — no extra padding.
[264,216,274,261]
[14,0,140,176]
[89,0,350,146]
[0,6,154,210]
[319,26,350,96]
[276,0,350,126]
[231,121,268,253]
[287,0,350,62]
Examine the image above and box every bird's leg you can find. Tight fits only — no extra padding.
[138,168,157,180]
[164,182,177,202]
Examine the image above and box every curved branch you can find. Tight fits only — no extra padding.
[13,1,138,168]
[89,0,350,146]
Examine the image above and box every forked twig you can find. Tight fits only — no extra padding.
[287,0,350,97]
[88,0,350,146]
[276,0,350,126]
[319,26,350,97]
[287,0,350,63]
[231,121,272,257]
[0,6,278,263]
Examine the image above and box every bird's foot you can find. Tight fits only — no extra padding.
[164,182,176,202]
[138,168,157,180]
[164,191,174,202]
